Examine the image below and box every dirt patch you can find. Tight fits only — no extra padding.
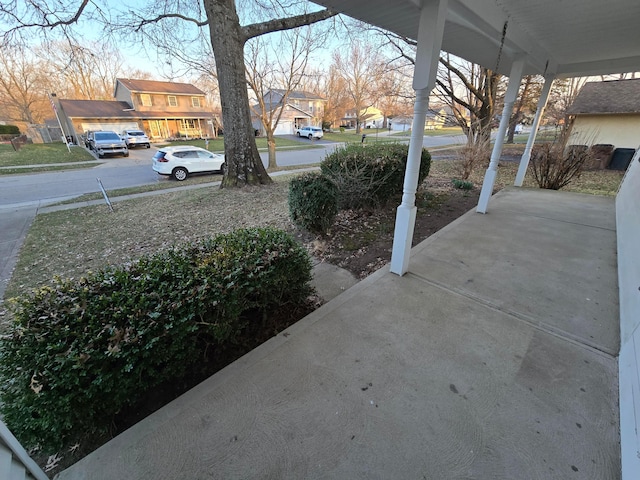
[295,176,479,279]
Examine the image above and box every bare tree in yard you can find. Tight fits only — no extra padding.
[436,54,501,147]
[332,41,387,133]
[307,65,350,130]
[0,0,337,188]
[245,26,320,169]
[0,47,49,124]
[377,67,415,128]
[377,30,501,148]
[545,77,588,129]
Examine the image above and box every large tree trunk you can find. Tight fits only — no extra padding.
[204,0,271,187]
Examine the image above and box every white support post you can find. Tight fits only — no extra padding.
[514,74,555,186]
[477,58,526,213]
[390,0,448,276]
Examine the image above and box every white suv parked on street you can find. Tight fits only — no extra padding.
[152,145,225,181]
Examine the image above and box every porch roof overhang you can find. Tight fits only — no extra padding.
[312,0,640,78]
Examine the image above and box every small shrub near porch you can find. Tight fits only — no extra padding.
[0,227,313,452]
[320,143,432,209]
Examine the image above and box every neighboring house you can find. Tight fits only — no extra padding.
[388,115,412,132]
[389,109,447,132]
[342,106,385,129]
[252,89,326,136]
[566,78,640,149]
[54,78,219,142]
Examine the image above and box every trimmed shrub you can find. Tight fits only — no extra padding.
[0,227,312,451]
[320,143,431,209]
[0,124,20,135]
[289,173,339,234]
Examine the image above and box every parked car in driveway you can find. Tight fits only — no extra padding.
[295,126,323,139]
[88,131,129,158]
[152,145,225,181]
[121,129,151,148]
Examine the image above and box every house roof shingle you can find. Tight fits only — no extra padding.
[566,78,640,115]
[269,89,326,101]
[58,99,214,120]
[116,78,205,96]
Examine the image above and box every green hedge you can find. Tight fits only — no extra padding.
[320,143,431,209]
[289,172,339,234]
[0,227,312,451]
[0,124,20,135]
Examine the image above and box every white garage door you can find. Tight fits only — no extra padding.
[81,122,140,134]
[273,121,293,136]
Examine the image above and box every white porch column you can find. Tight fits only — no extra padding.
[390,0,448,276]
[514,74,555,186]
[476,58,525,213]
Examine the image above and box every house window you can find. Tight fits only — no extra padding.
[180,119,196,129]
[168,96,177,107]
[140,94,152,107]
[191,97,201,108]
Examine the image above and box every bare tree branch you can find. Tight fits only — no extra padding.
[131,13,208,32]
[242,9,337,41]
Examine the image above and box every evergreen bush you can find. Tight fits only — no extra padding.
[288,172,339,234]
[320,143,431,209]
[0,227,312,451]
[0,124,20,135]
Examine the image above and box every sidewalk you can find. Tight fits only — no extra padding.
[57,187,620,479]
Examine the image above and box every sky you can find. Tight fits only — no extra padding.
[0,0,341,82]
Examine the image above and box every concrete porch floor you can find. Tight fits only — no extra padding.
[57,187,621,480]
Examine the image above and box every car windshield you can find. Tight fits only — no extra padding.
[95,132,120,141]
[127,131,145,136]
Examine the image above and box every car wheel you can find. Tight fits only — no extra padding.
[219,162,226,173]
[296,132,301,137]
[98,153,104,159]
[308,134,313,140]
[124,152,129,157]
[146,144,151,148]
[172,167,188,181]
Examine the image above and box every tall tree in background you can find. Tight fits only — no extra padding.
[435,54,501,147]
[304,65,349,129]
[245,25,320,169]
[377,30,501,148]
[332,41,387,133]
[40,40,126,100]
[0,47,49,124]
[0,0,337,188]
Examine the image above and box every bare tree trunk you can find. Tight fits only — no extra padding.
[267,136,277,169]
[204,0,271,187]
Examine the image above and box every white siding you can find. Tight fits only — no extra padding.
[570,114,640,149]
[617,148,640,479]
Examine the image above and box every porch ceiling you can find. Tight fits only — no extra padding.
[312,0,640,78]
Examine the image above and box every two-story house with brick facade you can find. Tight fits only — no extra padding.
[54,78,219,143]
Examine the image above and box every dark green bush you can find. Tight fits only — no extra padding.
[0,124,20,135]
[320,143,431,209]
[289,172,339,234]
[0,227,312,451]
[452,178,474,190]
